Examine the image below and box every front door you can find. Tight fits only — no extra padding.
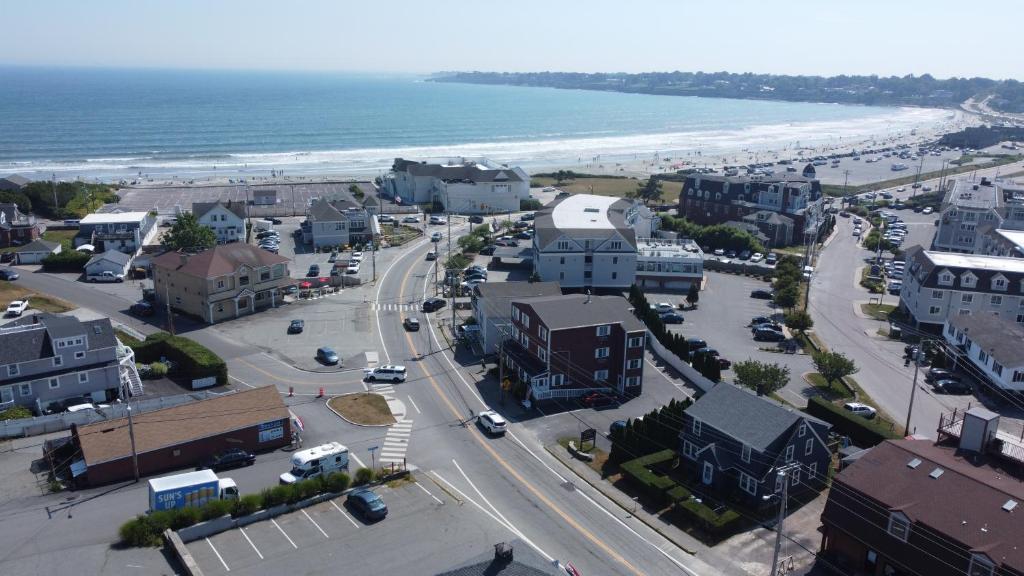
[702,461,714,485]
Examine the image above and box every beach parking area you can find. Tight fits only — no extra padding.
[116,181,376,216]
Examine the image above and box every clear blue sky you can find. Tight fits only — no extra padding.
[2,0,1019,79]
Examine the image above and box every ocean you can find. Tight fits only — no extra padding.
[0,67,957,181]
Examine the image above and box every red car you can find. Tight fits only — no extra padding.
[581,392,618,408]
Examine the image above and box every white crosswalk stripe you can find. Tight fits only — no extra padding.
[379,418,413,464]
[371,303,422,311]
[369,383,396,400]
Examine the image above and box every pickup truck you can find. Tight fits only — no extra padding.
[5,299,28,317]
[148,469,239,512]
[86,271,124,283]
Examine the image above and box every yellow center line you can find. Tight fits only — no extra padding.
[394,241,645,576]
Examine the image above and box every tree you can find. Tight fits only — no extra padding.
[773,284,800,309]
[0,190,32,213]
[457,234,485,253]
[685,283,700,307]
[634,178,663,205]
[732,360,791,396]
[164,212,216,251]
[784,310,814,334]
[812,351,859,387]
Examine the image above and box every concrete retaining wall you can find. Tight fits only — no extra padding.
[647,330,715,394]
[164,529,204,576]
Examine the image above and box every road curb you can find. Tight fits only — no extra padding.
[324,392,395,427]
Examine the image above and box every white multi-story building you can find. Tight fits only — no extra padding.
[193,201,246,244]
[532,195,660,290]
[900,246,1024,332]
[944,313,1024,393]
[932,177,1024,253]
[634,238,704,291]
[382,157,529,214]
[978,228,1024,259]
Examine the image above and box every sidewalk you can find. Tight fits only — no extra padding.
[545,442,755,576]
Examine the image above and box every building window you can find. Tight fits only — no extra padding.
[808,462,818,479]
[595,347,610,359]
[0,387,11,404]
[239,276,249,286]
[992,362,1003,377]
[557,241,570,250]
[739,472,757,495]
[594,369,608,382]
[692,418,701,437]
[53,356,62,367]
[522,315,530,329]
[260,270,271,282]
[929,306,941,315]
[938,273,953,285]
[48,378,59,389]
[784,445,794,462]
[775,474,784,493]
[78,372,89,384]
[174,296,182,305]
[628,336,643,347]
[683,440,697,460]
[609,241,622,250]
[791,468,800,486]
[1013,370,1024,384]
[551,374,564,386]
[611,272,617,280]
[19,383,31,397]
[798,422,806,437]
[741,444,751,463]
[961,273,977,288]
[216,279,225,289]
[512,307,520,321]
[538,348,547,362]
[887,512,911,542]
[968,554,995,576]
[961,294,974,304]
[959,309,971,316]
[625,376,640,387]
[805,438,814,456]
[979,350,988,364]
[931,290,943,299]
[596,325,611,337]
[75,351,85,360]
[539,327,548,342]
[7,364,17,376]
[993,277,1007,291]
[991,295,1002,306]
[625,358,641,370]
[560,257,565,265]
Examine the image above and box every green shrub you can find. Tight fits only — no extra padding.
[232,494,263,518]
[119,516,163,547]
[324,472,351,493]
[40,250,90,272]
[666,485,690,504]
[167,506,202,530]
[0,405,32,420]
[131,332,227,385]
[620,450,678,504]
[200,499,232,521]
[805,397,899,447]
[289,478,320,503]
[520,198,543,211]
[353,467,376,486]
[676,500,743,535]
[260,485,292,508]
[149,362,169,377]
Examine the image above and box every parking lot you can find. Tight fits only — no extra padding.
[643,271,818,406]
[117,181,376,217]
[811,149,981,187]
[185,480,467,575]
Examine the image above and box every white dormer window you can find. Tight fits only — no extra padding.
[937,271,954,286]
[596,325,611,337]
[961,272,977,288]
[992,275,1008,291]
[798,422,807,437]
[556,241,570,250]
[609,241,622,250]
[968,554,995,576]
[7,365,18,377]
[887,512,910,542]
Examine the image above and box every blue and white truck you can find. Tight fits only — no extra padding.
[148,469,239,512]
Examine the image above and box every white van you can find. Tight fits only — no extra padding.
[363,365,407,383]
[279,442,349,484]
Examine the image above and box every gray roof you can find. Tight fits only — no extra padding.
[308,198,344,222]
[85,249,132,268]
[393,158,524,184]
[192,200,247,220]
[742,210,794,226]
[0,314,116,365]
[533,195,637,250]
[435,541,557,576]
[0,174,30,186]
[686,383,829,452]
[16,239,59,253]
[475,281,561,322]
[949,313,1024,366]
[513,294,645,332]
[943,178,1001,210]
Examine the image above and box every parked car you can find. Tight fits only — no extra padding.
[650,302,675,314]
[922,207,934,215]
[753,328,786,342]
[660,311,684,324]
[738,250,751,260]
[403,317,420,331]
[934,379,972,395]
[422,297,447,312]
[429,215,447,225]
[515,231,532,240]
[316,347,340,365]
[346,262,360,274]
[468,215,484,224]
[5,299,29,317]
[477,410,507,435]
[347,489,387,521]
[378,214,395,223]
[765,253,778,265]
[843,402,877,419]
[925,367,956,384]
[0,268,19,281]
[581,392,618,408]
[751,322,783,333]
[749,253,764,263]
[288,319,305,334]
[749,316,774,327]
[307,264,320,277]
[200,449,256,472]
[402,215,420,224]
[130,302,155,317]
[750,289,774,300]
[479,245,497,255]
[520,212,535,221]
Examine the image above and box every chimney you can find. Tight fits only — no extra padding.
[493,542,513,564]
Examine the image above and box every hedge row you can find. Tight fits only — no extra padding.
[805,396,900,447]
[120,471,357,547]
[620,449,678,504]
[131,332,227,385]
[40,250,90,272]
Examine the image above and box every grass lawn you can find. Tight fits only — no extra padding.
[327,393,395,426]
[0,282,75,313]
[557,436,611,475]
[41,230,78,249]
[532,176,682,203]
[804,372,855,400]
[861,302,896,321]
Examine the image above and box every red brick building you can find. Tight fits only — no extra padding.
[0,203,41,248]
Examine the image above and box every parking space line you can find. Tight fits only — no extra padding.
[271,518,298,549]
[238,527,264,560]
[302,509,329,538]
[206,537,231,572]
[407,395,421,414]
[415,480,444,505]
[350,453,366,469]
[330,500,360,528]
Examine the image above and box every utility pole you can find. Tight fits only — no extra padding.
[51,173,58,210]
[164,274,175,335]
[769,463,800,576]
[498,327,506,405]
[127,403,140,482]
[904,346,924,436]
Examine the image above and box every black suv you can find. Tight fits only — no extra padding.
[422,297,447,312]
[200,449,255,472]
[468,215,484,224]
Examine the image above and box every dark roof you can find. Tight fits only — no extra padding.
[152,244,289,279]
[830,439,1024,572]
[512,294,645,332]
[0,203,19,223]
[192,200,247,220]
[949,312,1024,366]
[76,386,288,466]
[85,250,132,268]
[16,239,59,253]
[685,383,829,452]
[742,210,794,226]
[0,314,116,366]
[533,195,638,250]
[435,541,557,576]
[0,174,30,186]
[906,246,1024,297]
[308,198,343,222]
[393,158,524,183]
[474,281,561,323]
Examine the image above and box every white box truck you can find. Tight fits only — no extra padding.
[148,469,239,512]
[279,442,348,484]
